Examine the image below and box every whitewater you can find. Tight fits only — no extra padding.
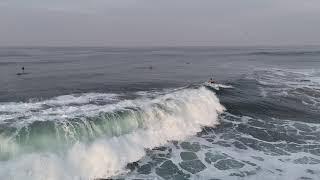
[0,87,225,179]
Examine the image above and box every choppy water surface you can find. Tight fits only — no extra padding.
[0,47,319,180]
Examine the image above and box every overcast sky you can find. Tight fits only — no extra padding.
[0,0,320,46]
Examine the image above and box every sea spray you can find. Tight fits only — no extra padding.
[0,87,224,179]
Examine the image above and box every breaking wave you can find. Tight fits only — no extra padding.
[0,87,224,179]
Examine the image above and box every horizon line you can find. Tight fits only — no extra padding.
[1,44,320,48]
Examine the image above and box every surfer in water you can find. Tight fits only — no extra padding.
[17,67,25,75]
[16,66,29,76]
[208,78,215,84]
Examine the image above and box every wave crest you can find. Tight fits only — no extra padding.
[0,87,224,179]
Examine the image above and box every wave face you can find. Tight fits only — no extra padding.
[0,87,224,179]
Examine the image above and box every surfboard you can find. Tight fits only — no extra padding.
[16,72,29,76]
[204,82,233,90]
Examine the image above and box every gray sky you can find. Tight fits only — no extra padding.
[1,0,320,46]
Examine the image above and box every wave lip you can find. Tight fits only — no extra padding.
[0,87,225,179]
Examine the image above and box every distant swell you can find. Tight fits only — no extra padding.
[0,87,225,179]
[249,50,320,56]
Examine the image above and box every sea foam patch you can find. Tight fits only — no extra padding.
[121,112,320,180]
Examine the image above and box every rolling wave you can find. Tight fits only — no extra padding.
[0,87,225,179]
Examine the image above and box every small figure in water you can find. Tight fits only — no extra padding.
[17,67,26,75]
[208,78,215,84]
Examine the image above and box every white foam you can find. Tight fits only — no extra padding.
[0,87,225,179]
[0,93,119,124]
[122,113,320,180]
[253,68,320,89]
[251,68,320,110]
[0,93,118,112]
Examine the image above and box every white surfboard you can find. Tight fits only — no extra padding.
[204,82,233,90]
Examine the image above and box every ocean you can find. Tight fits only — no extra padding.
[0,46,319,180]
